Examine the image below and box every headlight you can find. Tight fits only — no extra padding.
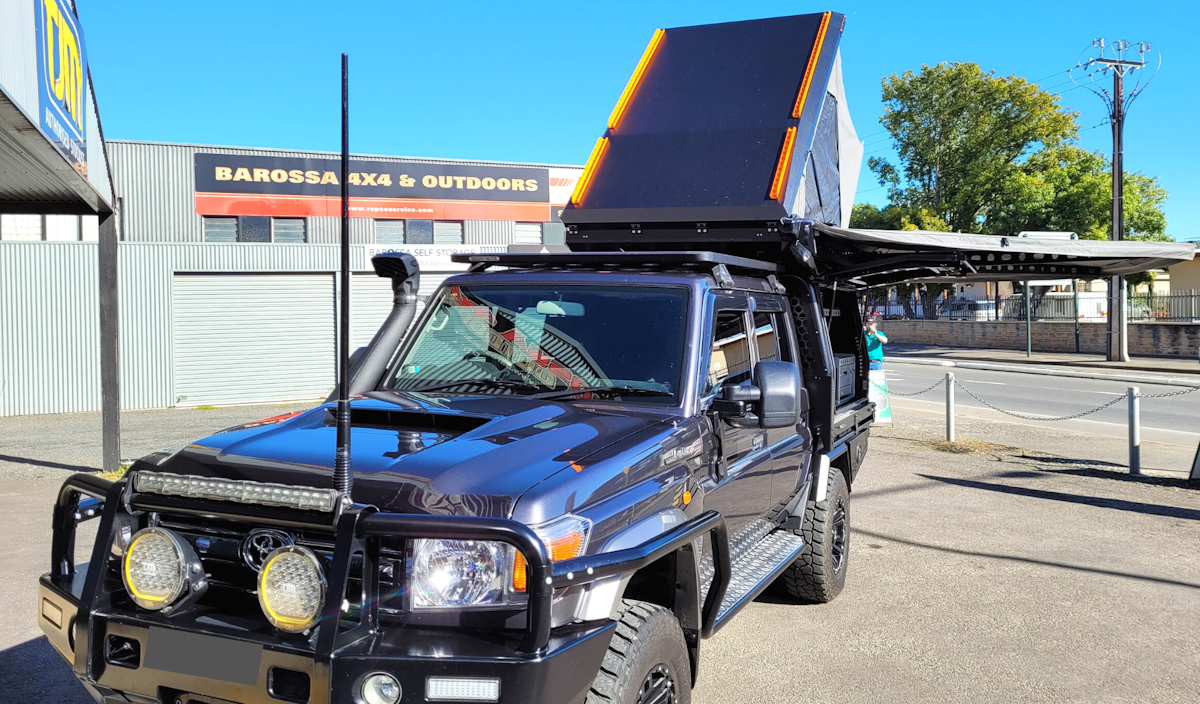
[411,540,507,608]
[123,527,199,611]
[258,546,327,633]
[410,514,592,609]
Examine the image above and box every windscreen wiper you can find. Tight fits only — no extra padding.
[534,385,673,401]
[407,378,539,395]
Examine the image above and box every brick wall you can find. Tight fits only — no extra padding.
[881,320,1200,357]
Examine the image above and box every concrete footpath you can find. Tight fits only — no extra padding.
[1,405,1199,702]
[886,343,1200,377]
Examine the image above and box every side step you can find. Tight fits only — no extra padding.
[699,528,805,633]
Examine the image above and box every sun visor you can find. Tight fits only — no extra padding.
[563,12,846,243]
[815,224,1197,286]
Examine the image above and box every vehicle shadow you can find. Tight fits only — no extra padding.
[0,637,94,704]
[918,473,1200,521]
[1017,455,1199,490]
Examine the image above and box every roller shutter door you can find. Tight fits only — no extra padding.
[173,274,335,406]
[350,272,453,350]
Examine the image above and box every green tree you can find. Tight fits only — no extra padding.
[870,62,1078,233]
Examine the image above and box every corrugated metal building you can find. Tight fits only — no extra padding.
[1,140,582,416]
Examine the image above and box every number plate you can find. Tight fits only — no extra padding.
[144,627,263,686]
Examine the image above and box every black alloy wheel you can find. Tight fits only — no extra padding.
[636,664,677,704]
[830,497,847,572]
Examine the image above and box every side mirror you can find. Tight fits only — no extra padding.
[753,361,802,428]
[711,361,802,429]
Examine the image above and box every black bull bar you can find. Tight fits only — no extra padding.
[46,473,731,679]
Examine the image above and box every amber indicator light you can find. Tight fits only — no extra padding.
[570,136,610,205]
[769,126,798,201]
[608,28,666,131]
[792,12,832,119]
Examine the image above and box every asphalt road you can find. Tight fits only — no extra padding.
[2,408,1199,703]
[883,360,1200,432]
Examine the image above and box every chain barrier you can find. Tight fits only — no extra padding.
[1135,386,1200,399]
[951,378,1127,422]
[882,377,946,397]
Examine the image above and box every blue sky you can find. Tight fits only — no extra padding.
[78,0,1198,239]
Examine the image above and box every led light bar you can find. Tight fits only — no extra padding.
[791,12,832,118]
[134,473,340,512]
[426,677,500,702]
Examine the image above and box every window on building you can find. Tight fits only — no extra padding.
[203,216,238,242]
[45,215,79,241]
[81,216,99,242]
[272,218,306,243]
[514,222,543,245]
[433,221,463,244]
[238,216,271,242]
[406,219,434,244]
[1,214,43,241]
[376,220,405,244]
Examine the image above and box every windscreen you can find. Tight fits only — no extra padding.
[385,285,690,405]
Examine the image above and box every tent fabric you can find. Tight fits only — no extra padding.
[815,224,1196,281]
[805,93,842,226]
[827,50,862,229]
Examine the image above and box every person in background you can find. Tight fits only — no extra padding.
[865,313,887,371]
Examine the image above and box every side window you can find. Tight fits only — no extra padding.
[706,310,751,394]
[752,311,792,363]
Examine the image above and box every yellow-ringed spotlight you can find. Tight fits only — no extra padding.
[122,527,191,610]
[258,545,327,633]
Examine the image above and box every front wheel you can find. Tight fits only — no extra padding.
[782,465,849,603]
[586,600,691,704]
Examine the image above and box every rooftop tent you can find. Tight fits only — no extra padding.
[813,224,1197,288]
[562,12,854,248]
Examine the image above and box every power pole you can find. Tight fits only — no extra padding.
[1071,39,1158,362]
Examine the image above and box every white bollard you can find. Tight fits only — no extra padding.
[946,372,956,443]
[1128,386,1141,475]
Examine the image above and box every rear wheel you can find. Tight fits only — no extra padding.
[586,600,691,704]
[782,466,849,603]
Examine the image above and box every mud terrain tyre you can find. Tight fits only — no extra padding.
[586,599,691,704]
[782,465,849,603]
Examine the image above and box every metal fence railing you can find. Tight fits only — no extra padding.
[867,290,1200,323]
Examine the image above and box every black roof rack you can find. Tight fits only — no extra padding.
[450,251,778,274]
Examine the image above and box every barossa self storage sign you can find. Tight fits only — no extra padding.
[194,153,553,221]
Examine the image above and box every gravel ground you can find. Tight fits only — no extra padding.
[1,405,1198,703]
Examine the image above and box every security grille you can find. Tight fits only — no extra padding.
[202,217,238,243]
[513,222,543,245]
[375,220,405,244]
[173,274,335,406]
[433,221,463,244]
[272,218,307,243]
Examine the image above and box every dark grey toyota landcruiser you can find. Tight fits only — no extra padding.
[37,13,882,704]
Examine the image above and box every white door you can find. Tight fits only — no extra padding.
[173,273,335,406]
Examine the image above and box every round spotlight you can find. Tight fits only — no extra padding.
[122,528,189,610]
[258,545,326,633]
[360,673,402,704]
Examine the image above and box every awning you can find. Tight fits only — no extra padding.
[814,225,1196,287]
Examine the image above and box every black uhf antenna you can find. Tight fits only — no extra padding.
[333,53,353,495]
